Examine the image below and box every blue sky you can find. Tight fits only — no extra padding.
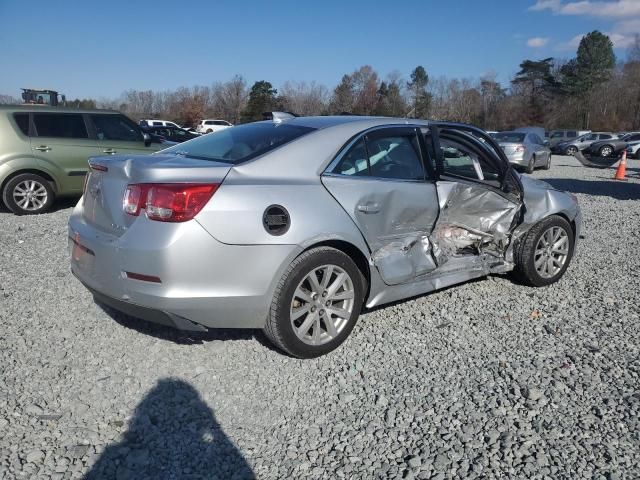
[1,0,638,99]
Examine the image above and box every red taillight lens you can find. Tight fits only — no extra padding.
[123,183,218,222]
[515,145,525,152]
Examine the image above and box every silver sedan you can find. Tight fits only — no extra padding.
[493,131,551,173]
[69,116,581,358]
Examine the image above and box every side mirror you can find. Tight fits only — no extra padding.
[143,133,152,147]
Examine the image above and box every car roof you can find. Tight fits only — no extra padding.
[262,115,433,131]
[0,105,121,114]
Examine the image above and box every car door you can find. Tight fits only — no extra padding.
[429,125,523,265]
[31,112,100,193]
[90,113,162,156]
[322,126,440,285]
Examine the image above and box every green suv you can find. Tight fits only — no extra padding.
[0,106,164,214]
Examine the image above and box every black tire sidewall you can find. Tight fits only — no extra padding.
[521,217,575,287]
[2,173,54,215]
[273,249,364,358]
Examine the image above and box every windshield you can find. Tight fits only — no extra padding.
[162,122,315,164]
[493,132,525,143]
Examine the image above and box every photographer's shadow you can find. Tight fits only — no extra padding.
[85,379,255,479]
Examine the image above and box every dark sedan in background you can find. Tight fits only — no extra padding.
[141,126,199,143]
[587,132,640,158]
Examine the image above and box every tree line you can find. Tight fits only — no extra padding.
[2,31,639,131]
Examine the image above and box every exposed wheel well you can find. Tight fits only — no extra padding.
[303,240,371,300]
[1,169,57,195]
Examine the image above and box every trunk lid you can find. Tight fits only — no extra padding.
[498,142,524,155]
[82,153,231,236]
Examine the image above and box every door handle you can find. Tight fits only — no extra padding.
[35,145,51,152]
[357,203,380,214]
[103,149,117,155]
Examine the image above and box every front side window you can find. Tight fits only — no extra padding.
[586,134,598,141]
[440,138,501,186]
[162,122,314,164]
[92,115,142,142]
[33,113,88,139]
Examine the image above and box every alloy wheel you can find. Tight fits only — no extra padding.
[566,146,578,156]
[534,226,569,279]
[289,264,355,346]
[600,146,613,157]
[12,180,48,211]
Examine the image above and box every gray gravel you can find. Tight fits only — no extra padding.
[1,155,639,479]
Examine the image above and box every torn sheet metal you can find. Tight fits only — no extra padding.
[431,182,520,265]
[371,234,437,285]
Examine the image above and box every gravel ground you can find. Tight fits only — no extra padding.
[1,155,639,480]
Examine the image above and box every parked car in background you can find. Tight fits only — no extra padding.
[139,119,182,128]
[196,119,233,134]
[0,106,164,214]
[547,129,590,148]
[69,115,581,358]
[552,132,617,156]
[492,131,551,173]
[141,125,200,143]
[626,141,640,159]
[587,132,640,158]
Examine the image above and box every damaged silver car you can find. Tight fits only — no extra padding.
[69,115,582,358]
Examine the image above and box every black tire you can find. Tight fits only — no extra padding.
[206,129,213,134]
[543,153,551,170]
[513,215,575,287]
[565,146,578,156]
[2,173,55,215]
[264,246,365,358]
[598,145,613,157]
[526,155,535,174]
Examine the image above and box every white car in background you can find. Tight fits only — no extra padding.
[196,119,233,134]
[139,119,182,128]
[626,141,640,159]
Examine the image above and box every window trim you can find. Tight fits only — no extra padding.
[323,125,435,183]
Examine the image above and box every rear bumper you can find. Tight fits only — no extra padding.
[69,204,300,330]
[506,153,528,166]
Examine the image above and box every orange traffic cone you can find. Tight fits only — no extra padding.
[614,150,627,180]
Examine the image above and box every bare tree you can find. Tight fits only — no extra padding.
[212,75,248,124]
[279,81,328,116]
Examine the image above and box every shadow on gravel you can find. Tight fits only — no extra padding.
[97,301,280,353]
[544,178,640,200]
[84,379,255,479]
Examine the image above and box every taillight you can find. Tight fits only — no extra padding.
[123,183,218,222]
[515,145,525,153]
[82,173,90,194]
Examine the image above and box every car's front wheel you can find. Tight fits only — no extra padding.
[514,215,575,287]
[543,153,551,170]
[598,145,614,157]
[2,173,55,215]
[264,246,364,358]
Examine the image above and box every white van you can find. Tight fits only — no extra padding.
[196,119,233,134]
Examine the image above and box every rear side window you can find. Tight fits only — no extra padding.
[333,139,369,176]
[213,120,229,126]
[13,113,29,136]
[205,120,215,125]
[152,121,163,126]
[91,115,142,142]
[33,113,88,139]
[162,122,314,164]
[599,134,612,140]
[367,135,424,180]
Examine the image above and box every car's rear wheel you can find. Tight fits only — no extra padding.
[514,215,574,287]
[565,146,578,156]
[598,145,613,157]
[526,155,535,174]
[264,246,364,358]
[2,173,54,215]
[206,129,213,134]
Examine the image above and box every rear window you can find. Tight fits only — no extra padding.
[162,122,315,164]
[13,113,29,135]
[33,113,88,139]
[493,132,525,143]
